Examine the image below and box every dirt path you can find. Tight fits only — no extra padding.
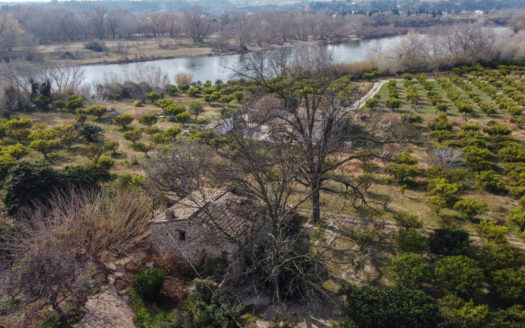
[348,79,388,111]
[75,286,135,328]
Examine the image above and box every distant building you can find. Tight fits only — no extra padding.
[150,188,265,264]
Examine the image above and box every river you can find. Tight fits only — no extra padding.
[80,35,405,85]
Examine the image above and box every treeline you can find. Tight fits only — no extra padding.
[0,4,516,58]
[370,23,525,73]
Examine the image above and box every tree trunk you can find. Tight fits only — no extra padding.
[312,186,320,223]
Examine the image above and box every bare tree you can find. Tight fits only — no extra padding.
[7,188,152,317]
[227,12,253,52]
[145,135,328,303]
[44,65,85,97]
[88,6,107,39]
[183,6,213,43]
[233,44,383,223]
[508,11,525,33]
[0,14,26,55]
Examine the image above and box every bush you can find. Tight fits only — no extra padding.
[131,268,165,302]
[175,73,193,86]
[80,123,103,143]
[145,92,161,103]
[189,101,205,119]
[163,104,186,116]
[86,105,107,120]
[434,255,484,298]
[498,142,525,163]
[139,114,158,127]
[133,100,143,107]
[462,146,493,172]
[393,211,422,229]
[490,268,525,303]
[435,102,448,112]
[390,253,432,289]
[182,290,243,328]
[175,112,191,124]
[476,170,505,194]
[386,97,401,110]
[65,95,84,113]
[438,295,489,328]
[186,86,200,97]
[3,162,64,217]
[84,41,105,52]
[428,228,469,256]
[479,241,523,273]
[165,84,178,96]
[395,228,427,253]
[113,114,134,128]
[426,178,461,213]
[3,162,109,217]
[510,208,525,232]
[385,163,422,185]
[123,129,142,144]
[339,284,441,328]
[453,198,488,221]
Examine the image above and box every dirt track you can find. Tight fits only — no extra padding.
[349,79,388,111]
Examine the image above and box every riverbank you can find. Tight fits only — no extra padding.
[18,35,368,67]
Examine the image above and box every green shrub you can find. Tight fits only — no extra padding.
[426,178,461,213]
[484,121,511,136]
[395,228,427,253]
[65,95,84,113]
[510,208,525,232]
[462,146,493,172]
[438,295,489,328]
[393,211,422,229]
[498,142,525,163]
[154,99,174,109]
[86,105,107,120]
[386,97,401,110]
[164,104,186,116]
[479,241,523,273]
[385,163,422,185]
[428,113,452,131]
[186,86,200,97]
[453,198,488,221]
[145,92,161,103]
[435,102,448,112]
[175,112,191,123]
[131,268,165,302]
[434,255,484,298]
[476,170,505,194]
[84,41,105,52]
[113,114,134,128]
[80,123,103,143]
[123,129,142,144]
[475,222,507,247]
[182,292,243,328]
[490,268,525,304]
[428,228,469,256]
[166,85,178,96]
[139,114,158,127]
[390,253,432,289]
[189,101,205,119]
[339,284,441,328]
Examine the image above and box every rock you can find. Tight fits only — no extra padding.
[124,260,142,273]
[114,277,129,291]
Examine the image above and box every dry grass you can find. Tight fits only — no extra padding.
[34,37,217,65]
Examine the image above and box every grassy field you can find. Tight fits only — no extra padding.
[31,37,222,65]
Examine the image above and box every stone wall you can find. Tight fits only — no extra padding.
[150,218,239,263]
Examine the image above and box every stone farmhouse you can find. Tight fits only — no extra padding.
[150,188,264,264]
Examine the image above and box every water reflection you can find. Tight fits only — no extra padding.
[81,35,405,85]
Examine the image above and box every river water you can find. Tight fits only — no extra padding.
[80,35,405,85]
